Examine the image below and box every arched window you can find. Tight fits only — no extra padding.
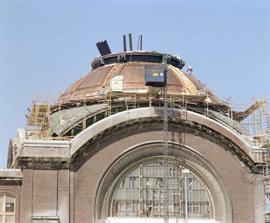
[111,158,212,219]
[0,194,16,223]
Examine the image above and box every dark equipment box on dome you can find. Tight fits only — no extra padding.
[144,64,167,87]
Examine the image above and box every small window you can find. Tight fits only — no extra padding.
[96,112,105,122]
[5,203,14,213]
[0,194,15,223]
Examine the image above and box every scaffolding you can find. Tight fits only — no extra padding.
[105,63,126,116]
[162,72,169,223]
[25,90,269,146]
[25,95,51,139]
[238,99,270,146]
[264,148,270,223]
[162,63,191,223]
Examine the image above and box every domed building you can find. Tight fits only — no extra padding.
[0,38,269,223]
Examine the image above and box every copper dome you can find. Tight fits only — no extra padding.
[57,51,220,105]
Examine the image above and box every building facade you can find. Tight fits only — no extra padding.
[0,48,268,223]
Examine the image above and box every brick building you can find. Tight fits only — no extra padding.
[0,43,268,223]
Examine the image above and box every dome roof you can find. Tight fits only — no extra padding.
[57,51,220,105]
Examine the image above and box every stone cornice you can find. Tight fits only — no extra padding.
[11,108,256,171]
[0,169,22,185]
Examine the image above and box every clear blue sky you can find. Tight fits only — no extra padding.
[0,0,269,168]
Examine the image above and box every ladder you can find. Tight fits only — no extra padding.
[163,66,169,223]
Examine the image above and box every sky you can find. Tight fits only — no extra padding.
[0,0,269,168]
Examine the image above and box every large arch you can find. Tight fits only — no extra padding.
[70,107,254,170]
[94,141,232,222]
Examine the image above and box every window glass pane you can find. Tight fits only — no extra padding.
[5,196,15,214]
[5,203,14,213]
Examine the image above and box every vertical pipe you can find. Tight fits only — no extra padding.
[123,35,127,52]
[140,35,143,50]
[163,65,169,223]
[137,35,140,50]
[184,175,188,223]
[129,33,133,51]
[56,170,59,218]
